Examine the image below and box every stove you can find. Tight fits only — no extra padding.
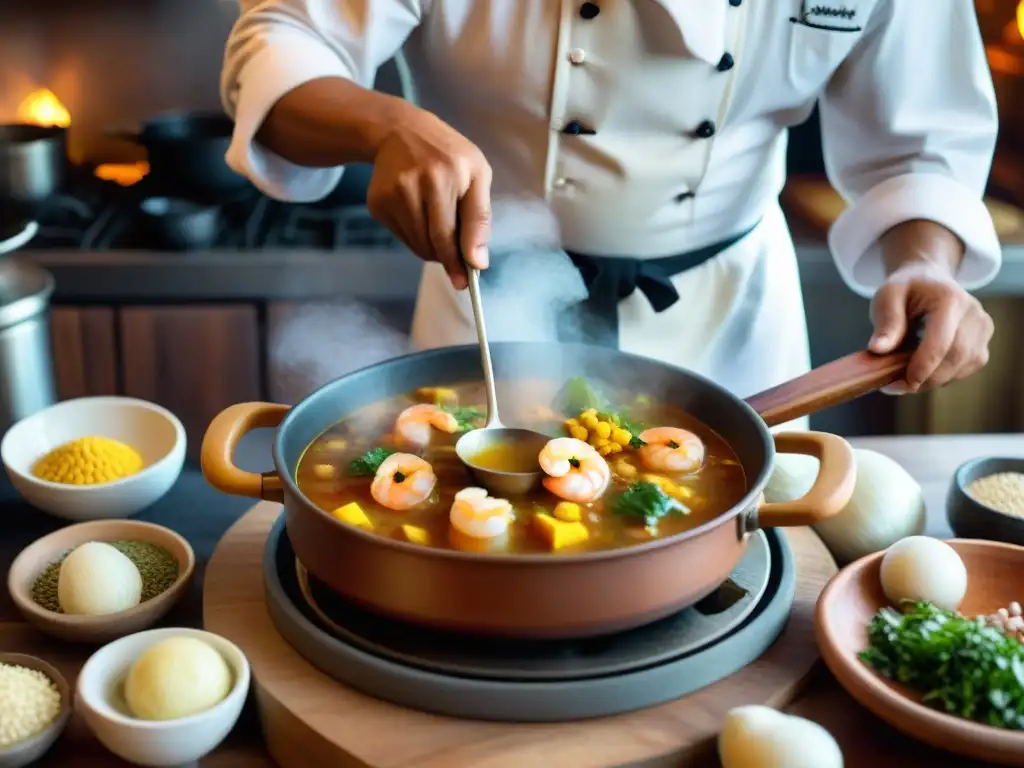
[15,165,398,252]
[263,517,797,722]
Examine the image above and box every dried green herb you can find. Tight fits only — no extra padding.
[30,539,179,613]
[860,601,1024,729]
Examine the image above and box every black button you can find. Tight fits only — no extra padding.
[716,53,734,72]
[729,0,742,6]
[675,191,695,203]
[563,121,596,136]
[579,2,600,19]
[694,120,716,139]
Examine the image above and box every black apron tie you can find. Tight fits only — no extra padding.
[562,222,759,347]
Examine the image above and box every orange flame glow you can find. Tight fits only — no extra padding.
[15,89,71,128]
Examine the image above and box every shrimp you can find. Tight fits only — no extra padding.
[370,453,437,510]
[394,404,459,448]
[449,487,514,539]
[637,427,705,474]
[539,437,611,503]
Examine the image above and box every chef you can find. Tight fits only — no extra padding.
[221,0,1000,402]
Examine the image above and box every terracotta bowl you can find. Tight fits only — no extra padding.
[7,519,195,644]
[0,653,71,768]
[815,539,1024,766]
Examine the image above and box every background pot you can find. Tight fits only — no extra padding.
[0,125,67,215]
[109,112,249,200]
[201,343,909,638]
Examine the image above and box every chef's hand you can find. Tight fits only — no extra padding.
[868,263,994,393]
[367,108,492,290]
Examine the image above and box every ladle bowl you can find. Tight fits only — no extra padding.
[455,426,551,497]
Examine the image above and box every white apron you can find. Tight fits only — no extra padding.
[410,203,811,429]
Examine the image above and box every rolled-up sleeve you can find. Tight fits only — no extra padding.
[819,1,1001,298]
[221,0,423,202]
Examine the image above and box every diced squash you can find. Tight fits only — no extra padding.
[553,501,581,522]
[324,439,348,451]
[534,513,589,550]
[331,502,372,529]
[400,524,430,545]
[416,386,457,405]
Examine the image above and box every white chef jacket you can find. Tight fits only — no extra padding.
[221,0,1002,408]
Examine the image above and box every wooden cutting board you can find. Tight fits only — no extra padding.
[782,177,1024,243]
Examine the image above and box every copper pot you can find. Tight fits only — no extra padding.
[202,342,909,639]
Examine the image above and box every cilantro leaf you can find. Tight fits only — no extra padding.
[347,447,395,476]
[612,481,683,527]
[441,404,485,431]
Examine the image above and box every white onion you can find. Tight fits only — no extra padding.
[764,449,926,565]
[719,706,843,768]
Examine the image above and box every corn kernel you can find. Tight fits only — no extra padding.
[553,501,581,522]
[580,408,598,418]
[331,502,373,529]
[569,425,589,441]
[597,444,612,456]
[592,437,610,448]
[611,428,633,446]
[594,422,612,439]
[581,413,600,430]
[565,418,580,429]
[606,443,623,455]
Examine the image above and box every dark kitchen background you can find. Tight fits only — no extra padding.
[0,0,1023,458]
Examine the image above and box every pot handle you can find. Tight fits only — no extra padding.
[756,431,856,529]
[201,402,291,502]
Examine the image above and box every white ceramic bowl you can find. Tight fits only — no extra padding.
[0,396,186,520]
[75,627,250,767]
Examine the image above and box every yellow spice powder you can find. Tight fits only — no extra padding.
[32,436,144,485]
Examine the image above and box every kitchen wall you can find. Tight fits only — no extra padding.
[0,0,405,164]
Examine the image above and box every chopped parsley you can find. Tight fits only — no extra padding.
[860,601,1024,729]
[347,447,395,476]
[441,404,485,431]
[612,481,684,527]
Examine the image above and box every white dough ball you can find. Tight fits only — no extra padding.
[879,536,967,612]
[124,636,233,721]
[719,706,843,768]
[58,541,142,616]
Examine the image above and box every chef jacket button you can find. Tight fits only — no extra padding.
[728,0,742,6]
[675,191,695,203]
[568,48,586,65]
[563,121,596,136]
[579,2,600,19]
[694,120,716,139]
[716,53,734,72]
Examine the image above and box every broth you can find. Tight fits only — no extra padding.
[295,379,747,555]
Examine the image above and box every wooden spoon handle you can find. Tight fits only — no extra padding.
[744,350,911,427]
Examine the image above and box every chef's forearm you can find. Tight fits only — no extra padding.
[255,76,413,167]
[879,219,965,277]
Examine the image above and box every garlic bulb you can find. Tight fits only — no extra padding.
[58,541,142,616]
[719,706,843,768]
[764,449,926,565]
[879,536,967,611]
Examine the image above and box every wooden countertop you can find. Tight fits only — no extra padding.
[3,434,1022,767]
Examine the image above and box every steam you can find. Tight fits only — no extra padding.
[268,196,590,402]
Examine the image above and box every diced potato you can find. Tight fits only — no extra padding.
[534,513,589,550]
[400,524,430,545]
[614,459,637,479]
[312,463,336,480]
[416,386,457,405]
[331,502,372,529]
[553,501,581,522]
[324,438,348,451]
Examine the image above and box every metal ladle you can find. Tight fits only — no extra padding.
[454,266,550,497]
